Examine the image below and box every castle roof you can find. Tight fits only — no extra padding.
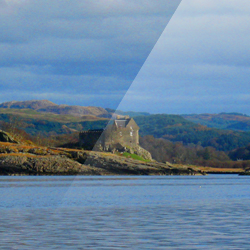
[114,117,139,130]
[115,119,129,128]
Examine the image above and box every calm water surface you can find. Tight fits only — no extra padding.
[0,175,250,249]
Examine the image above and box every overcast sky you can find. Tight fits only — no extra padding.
[1,0,249,114]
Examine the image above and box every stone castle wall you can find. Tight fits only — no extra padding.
[102,124,139,149]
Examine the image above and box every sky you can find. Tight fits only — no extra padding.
[0,0,250,114]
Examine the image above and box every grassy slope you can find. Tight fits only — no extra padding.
[0,108,107,123]
[0,100,108,117]
[121,152,151,162]
[0,109,109,136]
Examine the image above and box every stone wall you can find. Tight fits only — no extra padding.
[102,119,139,148]
[103,125,138,148]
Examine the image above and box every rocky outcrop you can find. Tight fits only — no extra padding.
[0,130,18,143]
[126,145,152,161]
[72,150,203,175]
[0,142,205,176]
[239,169,250,175]
[0,155,104,175]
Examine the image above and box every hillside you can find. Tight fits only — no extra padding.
[0,112,109,136]
[134,114,250,151]
[0,100,109,117]
[1,101,250,152]
[182,113,250,131]
[0,108,103,123]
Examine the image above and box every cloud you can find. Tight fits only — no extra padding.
[0,1,179,68]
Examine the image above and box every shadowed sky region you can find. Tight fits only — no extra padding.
[0,0,181,109]
[1,0,249,114]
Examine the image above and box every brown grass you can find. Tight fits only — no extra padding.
[0,152,45,158]
[191,165,244,173]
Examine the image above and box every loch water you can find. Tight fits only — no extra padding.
[0,175,250,249]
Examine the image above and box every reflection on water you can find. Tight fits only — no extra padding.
[0,175,250,249]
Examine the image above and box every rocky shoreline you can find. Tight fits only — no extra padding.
[0,142,205,176]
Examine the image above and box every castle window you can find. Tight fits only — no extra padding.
[130,132,133,136]
[120,132,122,136]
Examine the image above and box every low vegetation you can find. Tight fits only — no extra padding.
[121,152,151,162]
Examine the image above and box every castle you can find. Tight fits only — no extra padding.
[79,116,139,151]
[79,115,152,160]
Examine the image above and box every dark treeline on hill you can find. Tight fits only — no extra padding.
[134,114,250,151]
[229,145,250,161]
[140,135,230,163]
[140,136,250,169]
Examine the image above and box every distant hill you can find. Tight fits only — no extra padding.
[0,108,109,136]
[182,113,250,131]
[105,108,150,118]
[0,100,55,110]
[0,100,109,117]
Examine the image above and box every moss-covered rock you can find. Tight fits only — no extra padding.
[126,145,152,161]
